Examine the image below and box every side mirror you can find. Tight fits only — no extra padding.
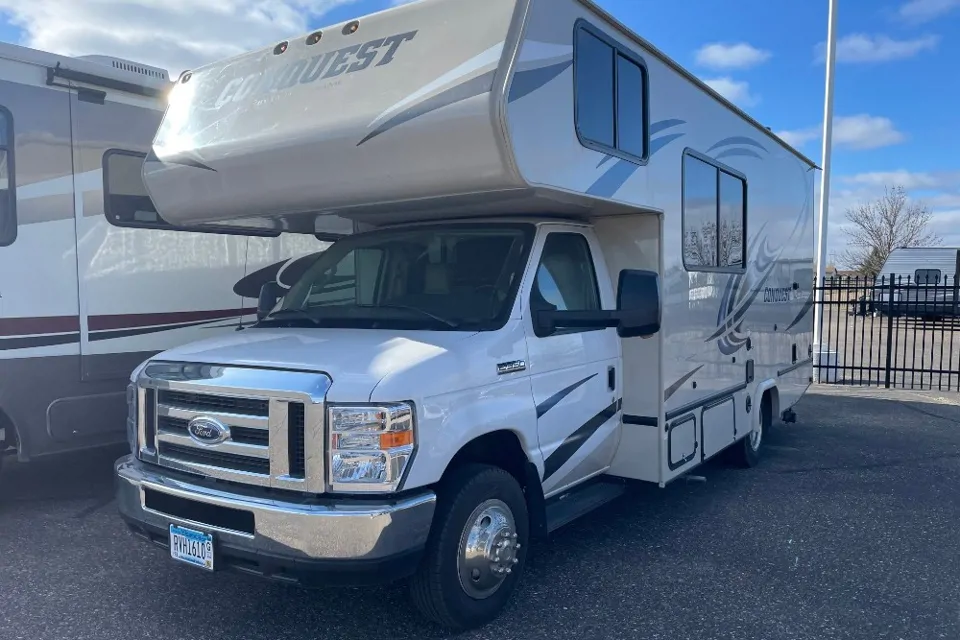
[531,269,662,339]
[257,281,283,321]
[616,269,661,338]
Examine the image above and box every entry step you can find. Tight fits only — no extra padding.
[545,480,625,533]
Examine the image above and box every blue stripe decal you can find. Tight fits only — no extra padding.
[707,136,767,152]
[508,59,573,103]
[649,119,686,136]
[586,159,639,197]
[649,132,685,156]
[358,70,496,146]
[597,154,616,168]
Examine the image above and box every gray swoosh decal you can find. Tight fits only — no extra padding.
[145,149,217,172]
[358,70,496,146]
[597,154,616,168]
[786,294,815,331]
[508,59,572,102]
[707,136,767,152]
[649,119,686,135]
[650,132,685,156]
[543,398,621,480]
[714,148,764,161]
[664,365,705,401]
[586,159,639,197]
[536,373,597,419]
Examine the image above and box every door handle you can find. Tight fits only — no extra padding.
[608,366,616,391]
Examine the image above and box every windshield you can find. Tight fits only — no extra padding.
[259,223,535,331]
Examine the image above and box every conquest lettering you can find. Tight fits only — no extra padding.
[213,30,420,109]
[762,287,793,303]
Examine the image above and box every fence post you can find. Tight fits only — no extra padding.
[884,276,895,389]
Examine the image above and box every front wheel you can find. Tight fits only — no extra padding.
[409,464,529,630]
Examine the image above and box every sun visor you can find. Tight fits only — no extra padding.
[142,0,521,231]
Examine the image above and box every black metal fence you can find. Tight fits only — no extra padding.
[814,275,960,390]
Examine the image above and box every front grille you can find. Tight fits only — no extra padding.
[158,390,269,416]
[159,443,271,475]
[137,363,328,494]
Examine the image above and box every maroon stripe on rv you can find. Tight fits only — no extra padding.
[87,308,258,331]
[0,315,81,337]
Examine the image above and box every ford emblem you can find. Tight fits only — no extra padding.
[187,416,230,445]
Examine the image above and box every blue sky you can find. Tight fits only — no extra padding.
[1,0,958,261]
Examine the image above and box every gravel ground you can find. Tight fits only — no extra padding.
[2,386,960,640]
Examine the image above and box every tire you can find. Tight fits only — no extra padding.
[409,463,529,630]
[728,395,770,468]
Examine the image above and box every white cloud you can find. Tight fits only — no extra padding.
[899,0,960,23]
[776,115,905,151]
[695,42,771,70]
[0,0,364,76]
[841,171,960,190]
[703,77,759,107]
[815,33,940,63]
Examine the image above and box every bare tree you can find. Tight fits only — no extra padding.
[841,185,941,277]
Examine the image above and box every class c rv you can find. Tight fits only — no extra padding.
[0,42,328,474]
[115,0,817,629]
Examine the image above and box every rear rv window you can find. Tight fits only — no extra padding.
[915,269,941,284]
[0,105,15,247]
[103,149,279,237]
[682,151,747,272]
[574,21,649,164]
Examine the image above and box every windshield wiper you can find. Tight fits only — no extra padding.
[260,308,322,326]
[362,304,460,328]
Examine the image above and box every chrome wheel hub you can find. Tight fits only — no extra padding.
[457,499,520,599]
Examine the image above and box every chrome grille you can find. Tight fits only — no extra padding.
[136,362,330,493]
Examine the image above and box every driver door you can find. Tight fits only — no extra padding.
[523,227,621,497]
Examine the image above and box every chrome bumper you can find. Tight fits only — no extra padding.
[115,456,436,566]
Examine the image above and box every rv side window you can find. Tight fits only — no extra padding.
[0,106,15,247]
[574,22,649,163]
[531,233,601,331]
[915,269,941,284]
[682,151,747,272]
[103,149,279,237]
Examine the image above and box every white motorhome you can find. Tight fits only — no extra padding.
[115,0,817,629]
[870,248,960,318]
[0,43,328,471]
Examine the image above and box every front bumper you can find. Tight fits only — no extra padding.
[115,455,436,586]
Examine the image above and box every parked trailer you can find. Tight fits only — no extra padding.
[862,248,960,318]
[116,0,817,629]
[0,42,329,471]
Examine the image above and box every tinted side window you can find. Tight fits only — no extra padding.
[0,106,15,247]
[718,170,745,268]
[575,28,615,148]
[574,23,648,163]
[683,151,747,272]
[103,150,163,227]
[532,233,600,319]
[616,54,646,158]
[683,154,718,269]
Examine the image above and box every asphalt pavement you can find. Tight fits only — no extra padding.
[2,386,960,640]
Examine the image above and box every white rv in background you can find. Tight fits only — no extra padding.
[0,42,328,471]
[115,0,817,629]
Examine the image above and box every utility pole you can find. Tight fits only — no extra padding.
[813,0,837,355]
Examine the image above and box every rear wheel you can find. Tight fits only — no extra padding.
[729,394,770,468]
[409,463,529,630]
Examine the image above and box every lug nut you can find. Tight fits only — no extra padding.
[506,568,512,574]
[515,543,521,549]
[513,558,519,564]
[512,533,518,539]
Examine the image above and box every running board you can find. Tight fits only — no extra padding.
[545,480,625,533]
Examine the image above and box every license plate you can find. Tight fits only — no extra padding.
[169,524,214,571]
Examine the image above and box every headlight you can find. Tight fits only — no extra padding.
[126,383,139,456]
[328,402,415,492]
